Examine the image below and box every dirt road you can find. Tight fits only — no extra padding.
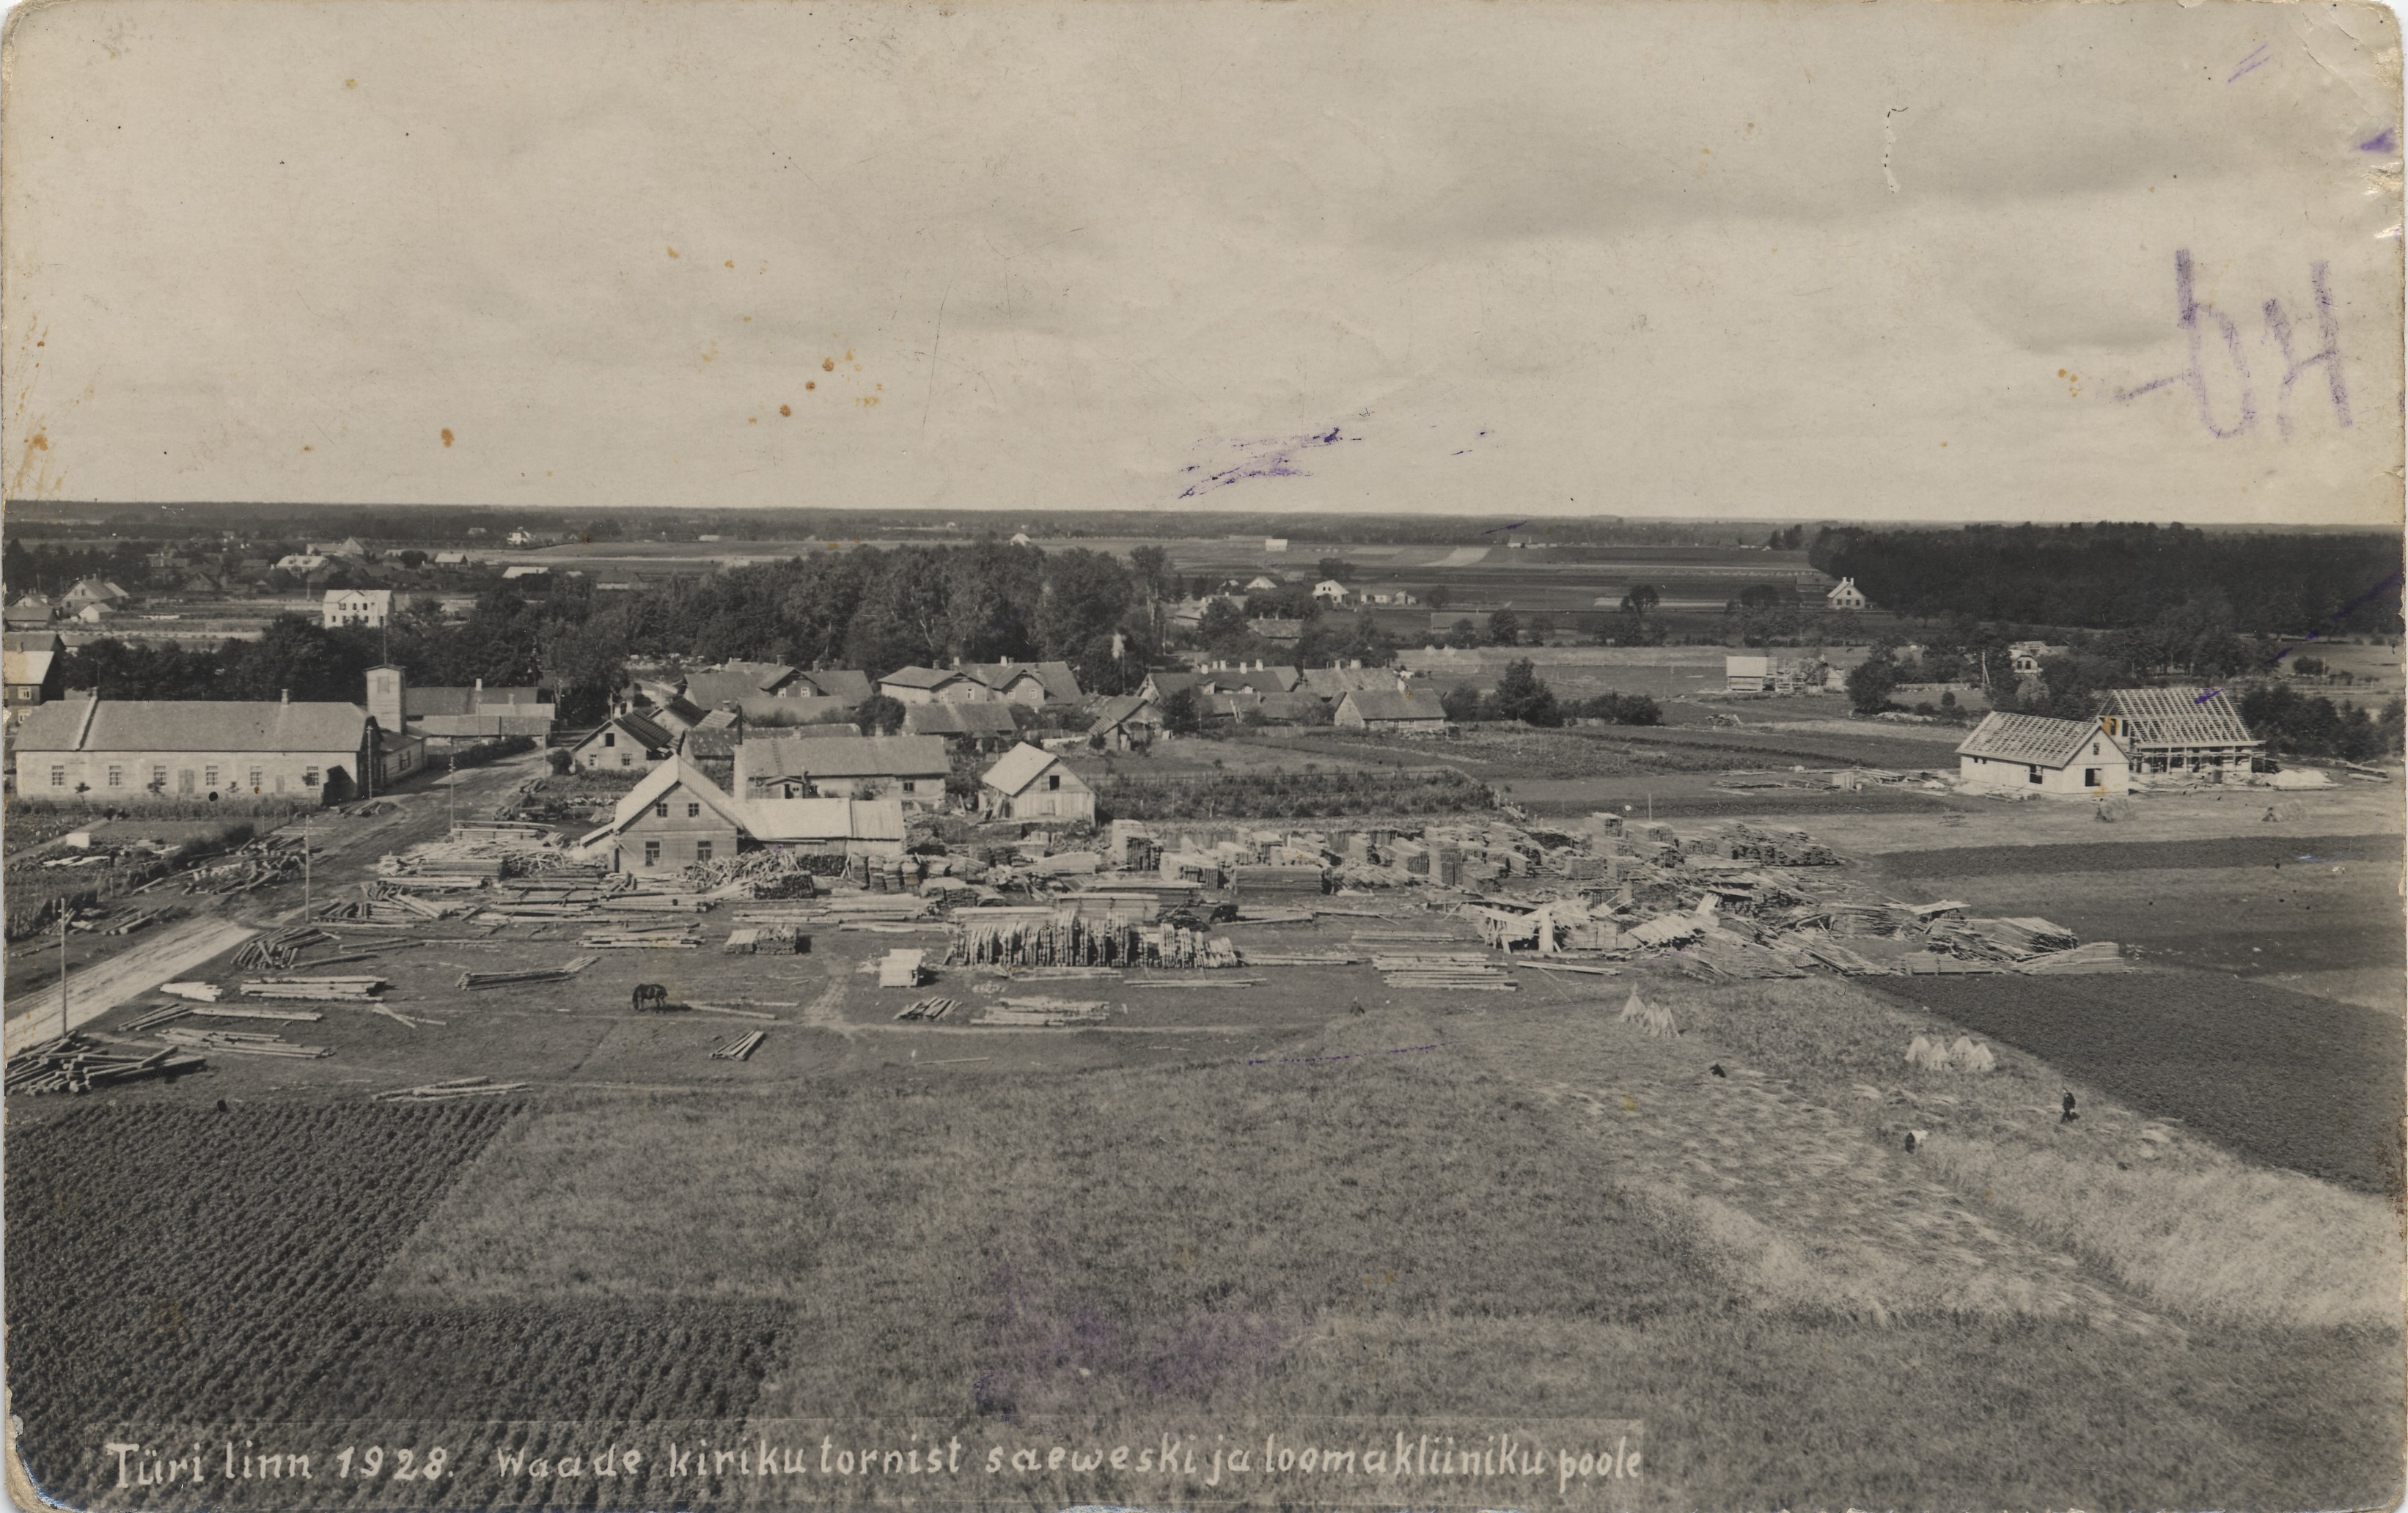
[2,915,260,1056]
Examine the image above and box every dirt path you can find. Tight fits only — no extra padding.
[2,915,259,1056]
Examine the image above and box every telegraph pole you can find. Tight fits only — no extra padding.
[302,820,312,924]
[448,748,458,832]
[58,910,70,1042]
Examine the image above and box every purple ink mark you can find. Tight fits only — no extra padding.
[1247,1042,1448,1067]
[2360,127,2397,152]
[1176,426,1358,499]
[2195,688,2222,704]
[1477,520,1529,537]
[2228,43,2269,82]
[2264,261,2352,437]
[2223,570,2404,686]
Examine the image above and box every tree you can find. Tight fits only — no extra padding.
[1439,684,1483,723]
[1620,584,1661,616]
[1486,608,1521,647]
[857,694,907,736]
[1489,658,1562,726]
[1316,557,1357,584]
[1035,550,1134,660]
[1424,586,1451,612]
[1160,685,1202,735]
[1445,618,1480,649]
[1580,691,1662,726]
[1845,653,1899,715]
[1197,597,1253,652]
[1524,613,1556,644]
[1127,545,1171,602]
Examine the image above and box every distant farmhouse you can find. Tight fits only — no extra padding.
[323,588,394,629]
[1955,713,2130,798]
[1824,577,1868,611]
[3,630,66,715]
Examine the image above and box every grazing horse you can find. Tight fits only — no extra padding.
[633,983,671,1012]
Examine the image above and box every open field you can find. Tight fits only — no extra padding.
[4,737,2399,1512]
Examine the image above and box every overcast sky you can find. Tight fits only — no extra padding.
[1,0,2399,524]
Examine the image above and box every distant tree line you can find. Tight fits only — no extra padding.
[1809,523,2403,637]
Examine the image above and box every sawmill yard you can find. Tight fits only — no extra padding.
[4,773,2401,1511]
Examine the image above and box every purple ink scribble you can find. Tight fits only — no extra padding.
[1478,520,1529,537]
[1176,427,1358,499]
[2228,43,2269,83]
[2118,250,2351,440]
[2360,127,2397,153]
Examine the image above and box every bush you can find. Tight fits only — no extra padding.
[1579,691,1663,726]
[1090,767,1495,820]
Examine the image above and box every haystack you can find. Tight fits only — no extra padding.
[1618,988,1677,1039]
[1948,1035,1996,1073]
[1904,1034,1952,1072]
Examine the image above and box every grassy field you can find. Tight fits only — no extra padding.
[5,767,2401,1512]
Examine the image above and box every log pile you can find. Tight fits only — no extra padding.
[6,1034,202,1094]
[456,956,600,990]
[711,1030,769,1061]
[374,1075,529,1102]
[953,914,1239,971]
[974,997,1111,1026]
[158,1026,331,1058]
[237,975,386,1001]
[894,995,958,1021]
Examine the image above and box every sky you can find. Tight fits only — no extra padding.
[1,0,2401,525]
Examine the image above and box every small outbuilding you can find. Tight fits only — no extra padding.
[979,742,1096,823]
[1333,689,1448,734]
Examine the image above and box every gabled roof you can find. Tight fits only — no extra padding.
[1340,690,1446,723]
[740,733,949,784]
[1299,666,1396,697]
[791,668,873,703]
[1089,693,1159,731]
[323,587,393,606]
[3,594,56,625]
[1955,712,2121,768]
[980,742,1062,796]
[2102,687,2260,749]
[904,700,1019,737]
[1207,666,1302,694]
[416,713,554,739]
[405,685,553,718]
[683,670,779,710]
[573,710,674,754]
[12,696,371,754]
[2,632,62,688]
[878,665,966,691]
[596,755,751,836]
[961,660,1083,702]
[1145,671,1204,697]
[683,724,742,760]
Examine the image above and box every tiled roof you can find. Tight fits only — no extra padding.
[961,660,1083,702]
[601,756,750,833]
[2103,687,2259,749]
[792,669,873,703]
[904,701,1018,737]
[741,734,948,783]
[1342,691,1445,723]
[12,696,370,754]
[878,666,963,691]
[1955,712,2118,767]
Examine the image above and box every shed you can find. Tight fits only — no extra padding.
[979,742,1097,823]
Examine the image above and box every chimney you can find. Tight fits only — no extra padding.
[281,688,290,704]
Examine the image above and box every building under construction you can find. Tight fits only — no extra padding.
[2100,687,2262,779]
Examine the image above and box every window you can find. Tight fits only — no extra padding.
[2027,766,2042,785]
[204,766,219,787]
[2091,743,2102,756]
[694,839,713,864]
[620,753,632,767]
[153,765,167,789]
[603,732,616,748]
[643,840,660,867]
[656,801,670,817]
[48,766,65,788]
[1047,773,1061,791]
[107,766,122,788]
[686,803,700,818]
[303,767,320,787]
[2084,768,2101,787]
[249,767,263,791]
[901,780,916,794]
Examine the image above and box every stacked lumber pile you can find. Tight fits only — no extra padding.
[1241,951,1363,966]
[954,914,1238,971]
[1727,825,1838,866]
[182,836,308,896]
[1903,954,2006,976]
[234,926,341,971]
[6,1034,202,1094]
[159,1026,331,1058]
[894,995,958,1021]
[582,921,702,949]
[974,997,1110,1026]
[374,1076,528,1102]
[238,975,386,1001]
[456,956,598,990]
[711,1030,769,1061]
[1231,864,1327,895]
[2016,942,2127,974]
[102,906,173,936]
[1374,952,1516,990]
[160,981,223,1002]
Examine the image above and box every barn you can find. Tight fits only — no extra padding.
[2101,687,2263,779]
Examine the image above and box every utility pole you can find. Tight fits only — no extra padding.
[58,909,70,1043]
[302,820,312,924]
[448,748,458,833]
